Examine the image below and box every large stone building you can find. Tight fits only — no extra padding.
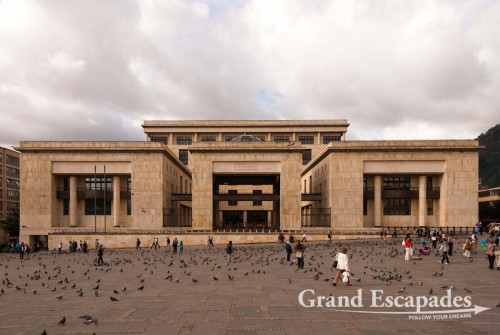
[17,120,480,248]
[0,146,20,244]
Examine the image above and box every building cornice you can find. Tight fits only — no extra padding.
[16,141,192,177]
[301,140,482,175]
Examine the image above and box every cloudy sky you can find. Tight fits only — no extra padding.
[1,0,499,147]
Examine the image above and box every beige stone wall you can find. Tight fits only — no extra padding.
[301,141,479,229]
[18,142,192,242]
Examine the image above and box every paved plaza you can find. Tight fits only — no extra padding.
[0,237,499,335]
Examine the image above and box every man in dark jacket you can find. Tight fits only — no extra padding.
[285,241,293,262]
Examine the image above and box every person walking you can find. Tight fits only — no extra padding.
[301,234,307,242]
[83,240,88,253]
[463,237,472,258]
[486,239,496,270]
[226,241,233,263]
[438,237,450,264]
[97,245,104,266]
[179,241,184,254]
[58,242,62,254]
[151,237,157,250]
[431,233,437,249]
[136,238,141,250]
[95,239,100,251]
[332,247,351,286]
[285,241,293,262]
[294,241,305,269]
[447,234,454,259]
[172,238,178,253]
[166,237,171,248]
[327,231,332,245]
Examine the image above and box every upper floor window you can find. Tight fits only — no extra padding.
[200,135,217,142]
[176,136,192,145]
[323,135,341,144]
[228,190,237,206]
[6,178,19,189]
[6,166,19,178]
[150,135,168,145]
[274,135,289,142]
[179,149,189,165]
[85,177,111,191]
[298,135,314,144]
[6,155,19,166]
[302,149,312,165]
[253,190,262,206]
[225,136,237,142]
[255,136,266,142]
[383,177,410,190]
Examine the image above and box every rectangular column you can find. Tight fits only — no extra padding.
[374,175,382,227]
[419,175,427,227]
[69,176,77,227]
[113,176,121,227]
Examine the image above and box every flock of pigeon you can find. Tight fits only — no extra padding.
[0,236,498,334]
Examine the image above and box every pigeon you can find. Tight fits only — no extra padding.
[213,277,219,281]
[192,279,198,283]
[79,315,98,325]
[58,316,66,325]
[110,296,119,301]
[428,288,433,295]
[137,285,144,290]
[41,330,47,335]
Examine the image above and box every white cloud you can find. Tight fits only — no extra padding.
[0,0,499,148]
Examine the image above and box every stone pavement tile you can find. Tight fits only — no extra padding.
[230,306,263,318]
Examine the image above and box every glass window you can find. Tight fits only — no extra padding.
[150,135,168,145]
[255,136,266,142]
[427,199,433,216]
[228,190,237,206]
[200,135,217,142]
[63,199,69,215]
[383,198,411,215]
[7,202,19,211]
[253,190,262,206]
[383,177,410,190]
[85,177,111,191]
[225,136,237,142]
[298,135,314,144]
[363,198,367,216]
[426,176,433,190]
[127,199,131,216]
[6,178,20,189]
[127,177,131,191]
[6,155,19,167]
[6,190,19,200]
[6,167,19,178]
[176,136,192,145]
[323,135,341,144]
[85,199,111,215]
[63,177,70,191]
[302,149,312,165]
[179,149,189,165]
[274,135,289,142]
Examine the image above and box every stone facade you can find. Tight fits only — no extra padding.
[16,121,481,248]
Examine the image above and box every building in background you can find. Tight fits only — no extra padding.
[0,146,20,244]
[16,120,481,248]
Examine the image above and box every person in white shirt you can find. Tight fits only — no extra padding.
[332,247,351,286]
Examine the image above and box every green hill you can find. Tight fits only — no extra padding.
[478,123,500,188]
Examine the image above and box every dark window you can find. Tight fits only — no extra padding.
[363,198,367,216]
[63,177,70,191]
[179,149,189,165]
[228,190,237,206]
[6,167,19,178]
[6,178,19,189]
[7,202,19,211]
[200,135,217,142]
[323,135,342,144]
[274,135,289,142]
[127,177,131,191]
[6,190,19,200]
[85,177,111,191]
[426,176,432,189]
[302,149,312,165]
[127,199,131,215]
[363,177,367,191]
[6,155,19,166]
[298,135,314,144]
[255,136,266,142]
[309,176,312,193]
[150,135,169,145]
[176,136,192,145]
[63,199,69,215]
[383,177,410,190]
[427,199,433,216]
[383,198,411,215]
[225,136,237,142]
[85,199,111,215]
[253,190,262,206]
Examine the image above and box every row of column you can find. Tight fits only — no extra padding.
[373,175,428,227]
[68,176,122,228]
